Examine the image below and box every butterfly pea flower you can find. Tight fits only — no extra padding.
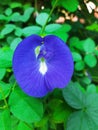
[12,35,74,97]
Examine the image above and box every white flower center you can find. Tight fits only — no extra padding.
[39,61,47,75]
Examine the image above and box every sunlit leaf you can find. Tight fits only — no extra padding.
[0,68,6,80]
[83,38,95,53]
[11,7,34,22]
[51,0,79,12]
[86,84,96,94]
[5,8,12,16]
[72,52,82,62]
[45,24,61,32]
[84,54,97,67]
[9,87,43,123]
[22,26,41,36]
[36,13,50,26]
[0,24,15,36]
[10,38,22,51]
[0,109,11,130]
[75,60,85,71]
[0,81,11,100]
[0,47,13,68]
[17,121,33,130]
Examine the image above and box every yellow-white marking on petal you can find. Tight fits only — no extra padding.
[39,61,47,75]
[35,46,40,58]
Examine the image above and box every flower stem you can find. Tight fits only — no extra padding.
[0,86,8,108]
[12,81,17,91]
[24,122,33,130]
[40,0,58,35]
[35,0,38,11]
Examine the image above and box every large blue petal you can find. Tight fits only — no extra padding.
[44,35,74,90]
[13,35,49,97]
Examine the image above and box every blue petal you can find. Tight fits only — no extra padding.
[13,35,49,97]
[44,35,74,89]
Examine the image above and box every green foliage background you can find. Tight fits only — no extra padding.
[0,0,98,130]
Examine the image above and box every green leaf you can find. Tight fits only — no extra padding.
[11,12,21,22]
[86,84,96,94]
[69,37,80,49]
[0,68,6,80]
[83,38,95,53]
[9,87,43,123]
[66,111,97,130]
[0,47,13,68]
[75,60,85,71]
[62,82,85,109]
[7,36,14,44]
[14,27,23,37]
[66,111,84,130]
[85,94,98,127]
[11,7,34,22]
[0,0,11,5]
[84,54,97,67]
[10,2,22,8]
[95,50,98,56]
[72,40,84,51]
[66,93,98,130]
[88,64,98,83]
[0,109,11,130]
[22,7,34,22]
[51,0,61,7]
[0,15,7,20]
[18,121,33,130]
[86,23,98,32]
[82,77,91,85]
[53,32,69,42]
[5,8,12,16]
[53,105,71,124]
[0,81,11,100]
[36,13,50,26]
[45,24,61,32]
[9,75,16,85]
[48,99,72,123]
[72,52,82,62]
[61,0,79,12]
[34,116,48,128]
[50,24,71,41]
[57,24,71,32]
[52,0,79,12]
[10,38,22,51]
[11,115,19,130]
[69,37,79,44]
[0,24,15,36]
[22,26,41,36]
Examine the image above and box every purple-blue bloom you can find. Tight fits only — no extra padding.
[12,35,74,97]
